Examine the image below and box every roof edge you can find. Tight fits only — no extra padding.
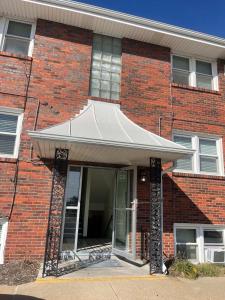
[28,130,195,155]
[25,0,225,47]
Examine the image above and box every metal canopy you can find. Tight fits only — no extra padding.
[28,100,193,166]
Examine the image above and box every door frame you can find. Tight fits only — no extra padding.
[112,166,137,260]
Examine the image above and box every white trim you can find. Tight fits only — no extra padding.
[174,223,225,264]
[173,131,224,176]
[0,218,8,264]
[0,107,24,159]
[0,17,36,57]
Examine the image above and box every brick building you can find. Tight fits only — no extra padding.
[0,0,225,275]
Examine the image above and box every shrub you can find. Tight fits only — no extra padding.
[196,263,224,277]
[170,259,198,280]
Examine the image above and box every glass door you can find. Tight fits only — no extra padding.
[112,167,137,259]
[61,166,83,253]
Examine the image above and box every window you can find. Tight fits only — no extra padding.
[0,219,8,264]
[90,34,122,100]
[0,19,35,56]
[172,55,218,91]
[0,107,23,158]
[172,56,190,85]
[173,132,223,175]
[176,228,198,261]
[175,224,225,264]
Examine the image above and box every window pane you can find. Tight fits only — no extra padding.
[111,92,120,100]
[65,167,81,207]
[196,61,212,75]
[174,136,192,148]
[214,251,225,263]
[177,245,197,260]
[172,69,189,85]
[0,134,16,155]
[101,80,110,91]
[174,136,193,171]
[62,209,77,251]
[196,74,212,89]
[7,21,32,38]
[176,229,196,243]
[199,139,217,155]
[4,37,29,56]
[100,90,110,99]
[173,56,189,71]
[0,114,18,133]
[200,157,217,173]
[101,71,111,81]
[204,230,223,244]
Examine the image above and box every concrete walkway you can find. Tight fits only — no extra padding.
[1,276,225,300]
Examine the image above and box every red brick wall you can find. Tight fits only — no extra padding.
[1,19,93,261]
[1,18,225,262]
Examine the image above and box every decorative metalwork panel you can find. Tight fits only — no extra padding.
[149,157,162,274]
[43,148,69,277]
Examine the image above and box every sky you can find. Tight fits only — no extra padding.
[76,0,225,38]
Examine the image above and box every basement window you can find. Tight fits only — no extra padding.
[1,19,36,56]
[172,55,218,91]
[0,219,8,264]
[175,224,225,264]
[0,107,23,158]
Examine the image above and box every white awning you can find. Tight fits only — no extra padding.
[28,100,193,166]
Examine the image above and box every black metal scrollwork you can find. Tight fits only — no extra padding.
[43,148,69,277]
[149,157,162,274]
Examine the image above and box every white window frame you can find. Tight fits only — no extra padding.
[0,17,36,57]
[0,219,8,264]
[174,223,225,264]
[173,131,224,176]
[0,107,23,159]
[171,54,219,91]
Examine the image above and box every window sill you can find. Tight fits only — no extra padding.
[0,51,32,61]
[172,171,225,180]
[89,96,121,105]
[172,83,220,95]
[0,157,17,163]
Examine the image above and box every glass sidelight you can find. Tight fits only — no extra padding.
[62,166,83,252]
[113,168,137,258]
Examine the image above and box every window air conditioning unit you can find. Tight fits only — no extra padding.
[207,248,225,264]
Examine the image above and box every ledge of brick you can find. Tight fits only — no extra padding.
[172,172,225,181]
[89,96,121,105]
[0,51,32,61]
[172,83,220,95]
[0,157,17,163]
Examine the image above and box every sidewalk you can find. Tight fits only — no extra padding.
[1,276,225,300]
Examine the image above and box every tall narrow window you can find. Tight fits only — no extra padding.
[199,139,218,173]
[196,60,213,90]
[3,21,33,56]
[172,55,190,85]
[90,34,122,100]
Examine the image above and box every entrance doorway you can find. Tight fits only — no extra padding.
[61,166,137,261]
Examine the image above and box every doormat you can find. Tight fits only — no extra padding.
[88,259,122,268]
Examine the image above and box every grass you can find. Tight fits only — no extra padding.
[169,259,225,280]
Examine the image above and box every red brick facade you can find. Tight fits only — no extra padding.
[1,19,225,262]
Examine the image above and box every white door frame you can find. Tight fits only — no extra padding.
[112,166,137,260]
[61,165,83,253]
